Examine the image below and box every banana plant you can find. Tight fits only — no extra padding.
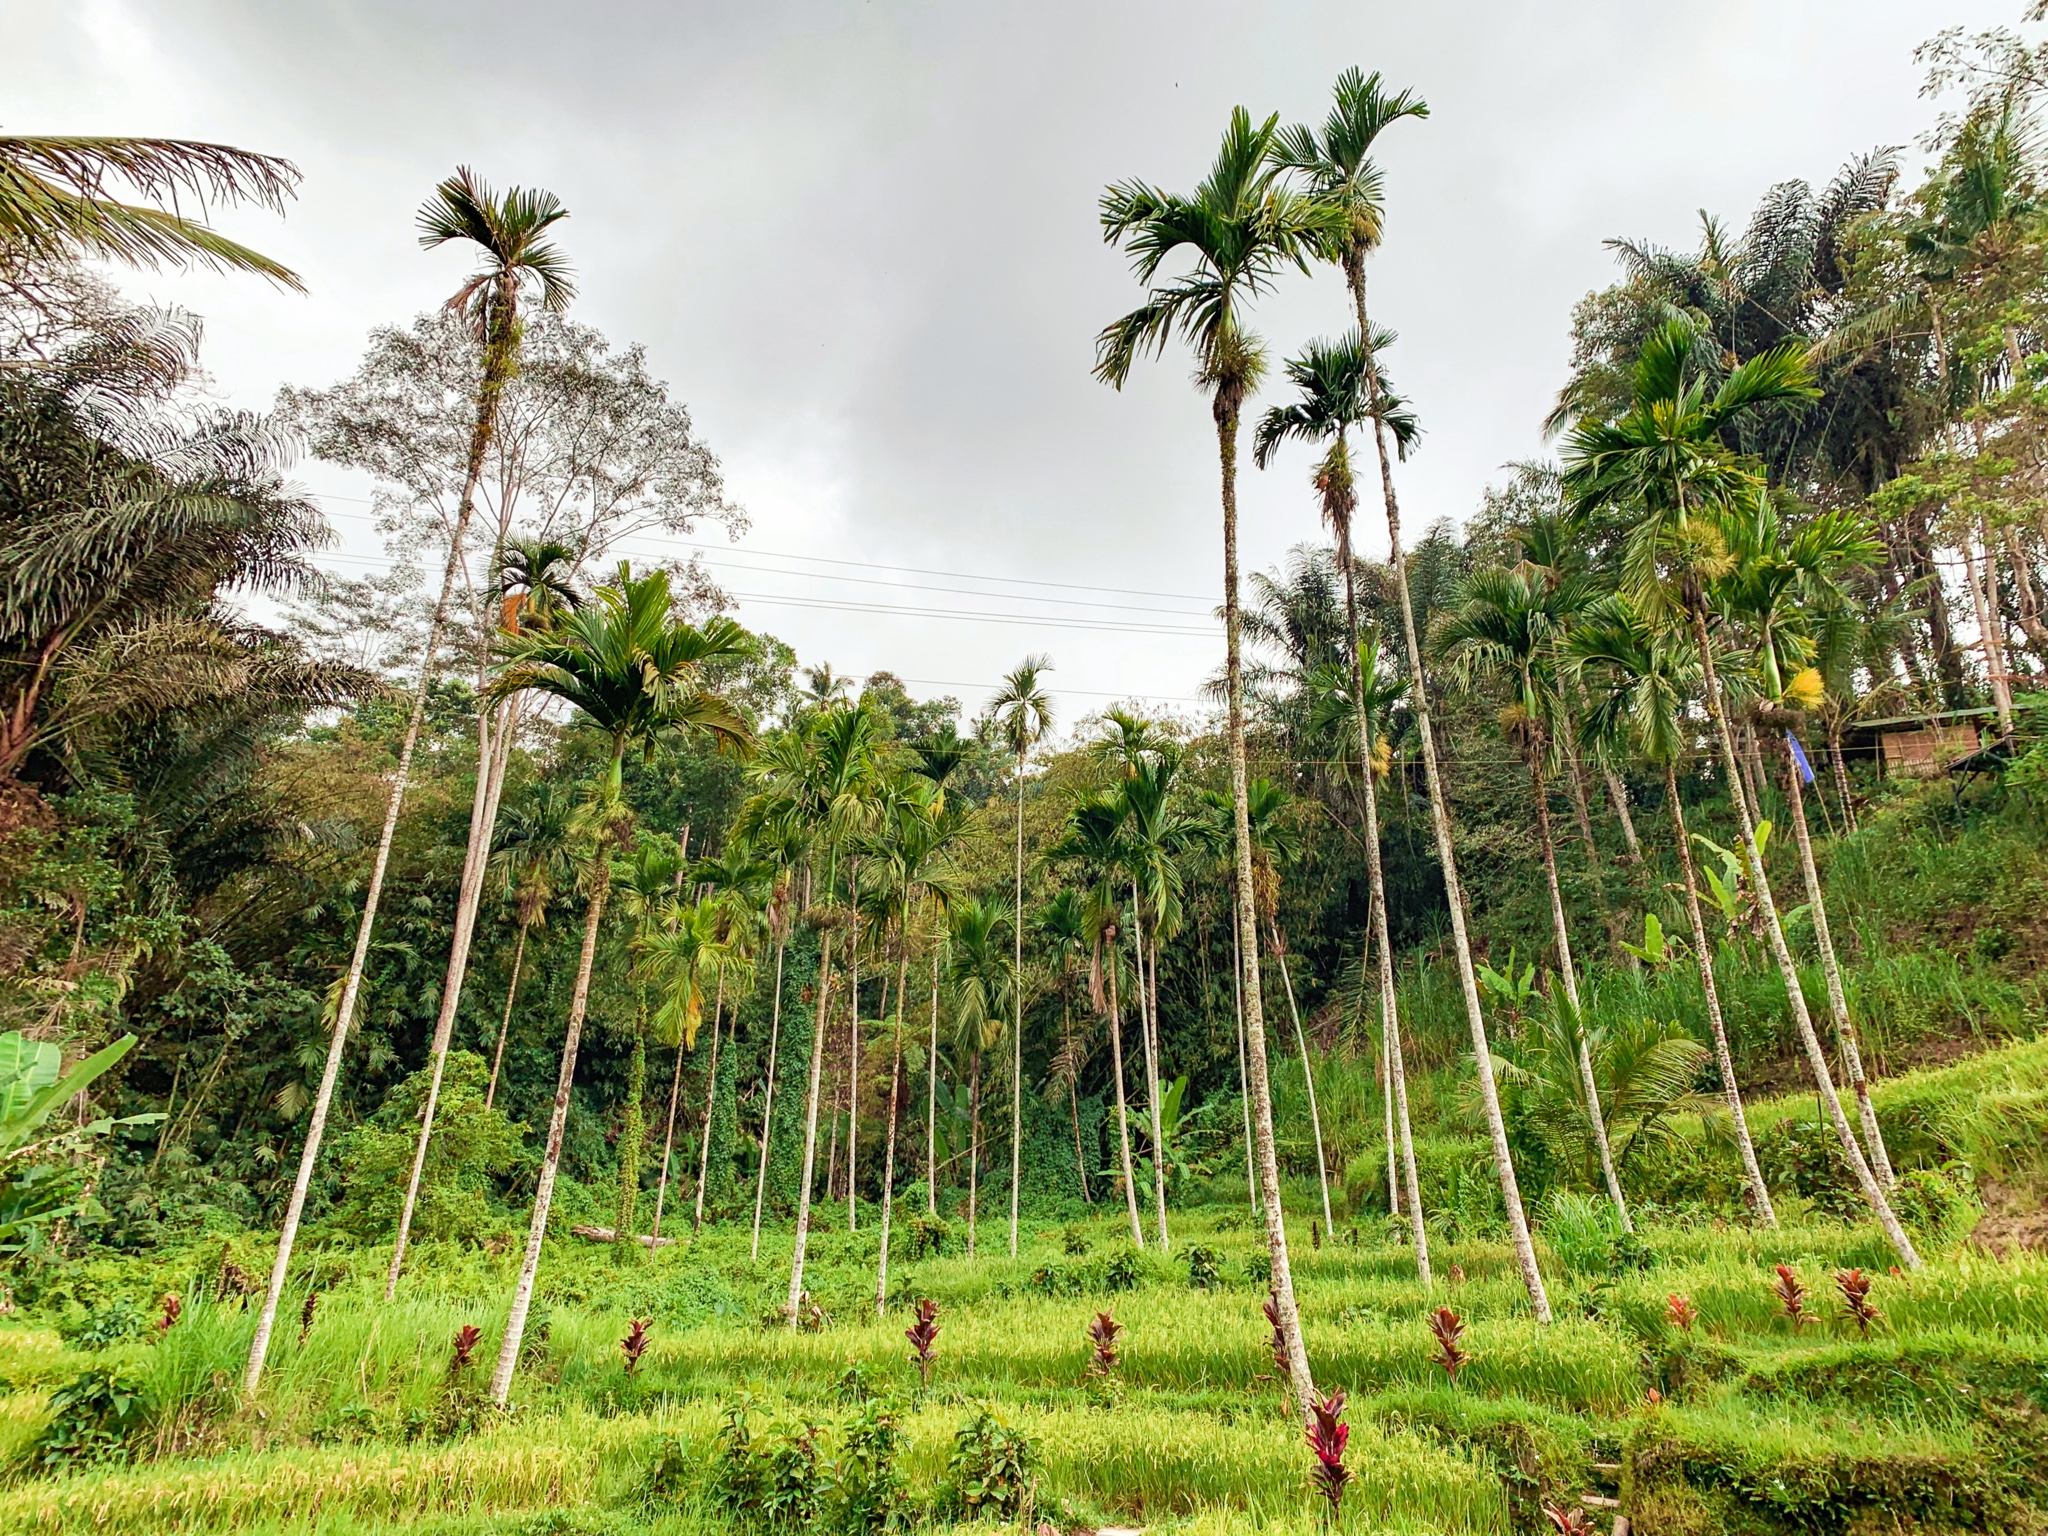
[1,1033,160,1249]
[1620,912,1685,967]
[1475,949,1538,1037]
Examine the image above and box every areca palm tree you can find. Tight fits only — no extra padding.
[480,565,753,1404]
[947,895,1015,1259]
[750,836,801,1261]
[1255,325,1428,1276]
[0,135,302,289]
[612,834,692,1250]
[1095,106,1332,1410]
[484,781,576,1110]
[1561,317,1919,1269]
[1570,598,1777,1224]
[1119,749,1187,1250]
[690,842,774,1231]
[1281,69,1550,1320]
[989,657,1053,1258]
[1038,888,1094,1204]
[1438,565,1631,1232]
[1715,503,1897,1187]
[247,170,576,1392]
[635,893,729,1243]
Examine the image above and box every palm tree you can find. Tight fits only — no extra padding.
[1047,793,1145,1246]
[1570,598,1777,1224]
[691,843,774,1230]
[740,706,884,1322]
[246,170,575,1392]
[1715,503,1898,1186]
[1119,751,1186,1250]
[1095,106,1332,1411]
[484,781,576,1109]
[1280,68,1550,1320]
[1561,318,1920,1269]
[1253,331,1424,1260]
[1438,565,1632,1232]
[947,895,1015,1259]
[637,894,728,1243]
[988,657,1053,1257]
[612,834,692,1250]
[387,536,584,1298]
[1038,889,1094,1204]
[0,135,302,290]
[481,565,753,1404]
[750,836,802,1261]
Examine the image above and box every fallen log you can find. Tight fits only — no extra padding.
[570,1224,677,1249]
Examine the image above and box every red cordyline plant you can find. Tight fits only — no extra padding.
[298,1291,319,1344]
[1772,1265,1812,1329]
[1834,1269,1882,1338]
[905,1298,940,1387]
[1305,1389,1350,1522]
[621,1318,651,1373]
[157,1293,182,1334]
[1429,1307,1470,1382]
[1667,1293,1698,1333]
[1543,1502,1595,1535]
[1086,1310,1122,1376]
[450,1323,483,1374]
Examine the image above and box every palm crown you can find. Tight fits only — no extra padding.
[418,167,576,336]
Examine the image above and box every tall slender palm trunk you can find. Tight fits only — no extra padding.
[1664,760,1775,1225]
[615,1008,648,1245]
[845,886,860,1232]
[1526,750,1630,1232]
[1351,261,1549,1321]
[1600,761,1643,862]
[786,932,835,1324]
[1270,937,1332,1235]
[966,1051,981,1258]
[1231,904,1259,1217]
[486,922,530,1111]
[926,954,940,1218]
[1107,937,1144,1245]
[876,949,910,1314]
[1131,883,1170,1250]
[490,854,611,1406]
[694,968,727,1231]
[1780,737,1894,1187]
[1688,606,1919,1268]
[246,340,505,1390]
[1011,755,1026,1258]
[750,931,788,1260]
[653,1028,686,1242]
[1338,527,1426,1278]
[387,692,519,1298]
[1216,385,1318,1418]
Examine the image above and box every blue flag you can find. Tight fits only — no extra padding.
[1786,732,1815,785]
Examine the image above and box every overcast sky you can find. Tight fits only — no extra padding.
[5,0,2014,724]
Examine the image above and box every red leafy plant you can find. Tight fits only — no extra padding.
[1834,1269,1882,1338]
[1429,1306,1470,1382]
[905,1297,940,1387]
[1666,1293,1697,1333]
[157,1293,182,1335]
[298,1291,319,1344]
[621,1318,651,1374]
[450,1323,483,1375]
[1543,1502,1595,1535]
[1086,1310,1122,1376]
[1771,1265,1812,1329]
[1305,1389,1350,1522]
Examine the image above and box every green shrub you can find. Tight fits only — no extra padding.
[1101,1249,1140,1293]
[945,1404,1038,1522]
[829,1395,908,1534]
[1183,1245,1220,1289]
[60,1297,146,1351]
[32,1362,150,1468]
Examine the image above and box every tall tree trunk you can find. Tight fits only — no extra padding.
[1063,991,1091,1202]
[489,853,611,1406]
[486,922,529,1111]
[1231,904,1259,1217]
[1528,750,1630,1231]
[1132,882,1170,1251]
[1270,933,1332,1235]
[1378,916,1398,1218]
[1689,606,1919,1268]
[966,1050,981,1258]
[1781,736,1895,1188]
[845,881,860,1232]
[694,966,727,1231]
[926,953,939,1218]
[245,345,501,1390]
[1664,761,1775,1225]
[786,933,835,1325]
[2001,522,2048,655]
[1352,267,1548,1321]
[876,948,909,1315]
[1827,724,1859,835]
[1107,935,1144,1245]
[1599,761,1643,863]
[1907,506,1966,706]
[386,694,519,1298]
[615,1003,648,1247]
[751,931,788,1261]
[1215,387,1317,1418]
[1961,519,2015,736]
[652,1026,686,1242]
[1011,750,1026,1259]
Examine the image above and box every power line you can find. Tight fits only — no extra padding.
[723,590,1215,637]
